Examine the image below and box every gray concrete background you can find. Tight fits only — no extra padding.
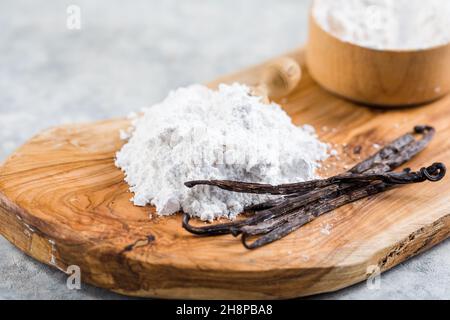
[0,0,449,300]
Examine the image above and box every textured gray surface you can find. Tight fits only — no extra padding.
[0,0,449,300]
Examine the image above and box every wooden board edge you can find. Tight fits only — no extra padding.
[0,191,69,273]
[2,183,449,299]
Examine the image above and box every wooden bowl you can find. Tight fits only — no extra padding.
[306,13,450,107]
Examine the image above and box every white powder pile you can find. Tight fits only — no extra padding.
[313,0,450,50]
[116,83,329,221]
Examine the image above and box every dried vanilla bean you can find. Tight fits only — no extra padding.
[184,126,435,230]
[183,126,434,235]
[182,126,445,249]
[185,125,436,195]
[241,181,388,249]
[239,163,445,249]
[350,125,434,174]
[240,163,446,249]
[183,186,338,236]
[183,163,446,245]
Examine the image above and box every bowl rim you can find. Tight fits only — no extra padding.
[309,1,450,54]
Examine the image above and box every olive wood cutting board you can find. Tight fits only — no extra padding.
[1,48,450,299]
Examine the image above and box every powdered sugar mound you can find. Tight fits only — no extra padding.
[313,0,450,50]
[116,83,329,221]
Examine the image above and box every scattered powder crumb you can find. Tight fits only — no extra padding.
[435,87,442,94]
[119,129,131,140]
[116,83,330,221]
[23,223,35,233]
[373,143,381,149]
[320,223,333,236]
[48,240,56,265]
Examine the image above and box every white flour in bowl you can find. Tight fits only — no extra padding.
[313,0,450,50]
[116,83,329,221]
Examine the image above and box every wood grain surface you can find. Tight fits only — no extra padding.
[0,48,449,299]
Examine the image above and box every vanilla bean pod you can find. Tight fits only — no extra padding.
[350,125,434,174]
[184,126,435,195]
[183,182,353,236]
[184,166,438,197]
[183,126,436,236]
[241,181,388,249]
[236,163,446,239]
[182,126,443,249]
[241,163,446,249]
[185,178,338,196]
[234,182,366,237]
[183,186,341,236]
[183,163,446,244]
